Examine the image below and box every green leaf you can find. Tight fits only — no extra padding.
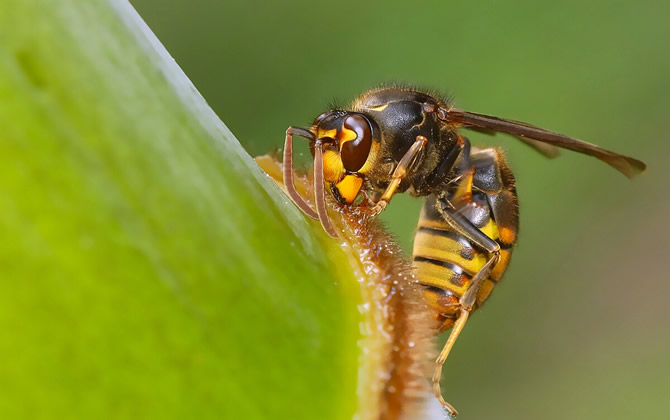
[0,1,364,418]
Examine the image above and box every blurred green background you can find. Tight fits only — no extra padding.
[130,0,669,418]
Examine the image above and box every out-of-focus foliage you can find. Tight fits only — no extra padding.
[131,0,670,418]
[0,1,361,419]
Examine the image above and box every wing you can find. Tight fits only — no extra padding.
[446,109,646,178]
[467,126,561,159]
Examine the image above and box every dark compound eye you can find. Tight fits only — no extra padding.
[340,114,372,172]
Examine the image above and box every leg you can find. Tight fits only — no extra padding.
[433,308,467,417]
[433,252,500,416]
[449,168,474,211]
[472,148,519,249]
[369,135,428,215]
[431,142,501,254]
[431,170,501,415]
[437,194,500,254]
[469,147,519,282]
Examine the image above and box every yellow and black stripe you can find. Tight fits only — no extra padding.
[412,147,518,331]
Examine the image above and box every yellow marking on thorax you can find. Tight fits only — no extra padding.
[365,103,389,112]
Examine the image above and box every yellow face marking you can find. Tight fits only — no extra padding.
[317,128,337,139]
[338,127,357,143]
[334,175,363,204]
[322,150,344,182]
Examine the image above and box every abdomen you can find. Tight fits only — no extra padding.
[412,147,518,331]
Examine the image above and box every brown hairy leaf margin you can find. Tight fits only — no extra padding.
[256,154,439,420]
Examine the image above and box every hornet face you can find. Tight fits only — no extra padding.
[309,111,381,205]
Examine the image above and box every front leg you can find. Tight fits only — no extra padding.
[367,135,428,215]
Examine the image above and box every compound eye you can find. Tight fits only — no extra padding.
[340,114,372,172]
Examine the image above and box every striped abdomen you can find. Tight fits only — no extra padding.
[412,147,518,331]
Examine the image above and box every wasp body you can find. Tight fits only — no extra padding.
[281,86,645,416]
[414,147,518,330]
